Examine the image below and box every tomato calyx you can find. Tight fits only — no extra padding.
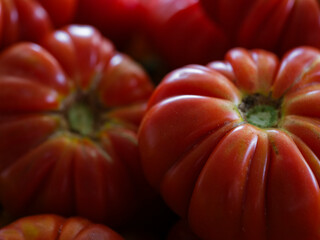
[245,104,278,128]
[68,102,95,136]
[238,93,282,128]
[64,91,103,138]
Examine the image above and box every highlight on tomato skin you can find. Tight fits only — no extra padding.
[0,0,52,49]
[0,24,155,227]
[36,0,77,27]
[0,214,124,240]
[138,46,320,240]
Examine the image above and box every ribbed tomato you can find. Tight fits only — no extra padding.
[0,24,154,226]
[199,0,320,51]
[141,0,320,68]
[140,0,228,68]
[36,0,77,27]
[139,46,320,240]
[0,0,52,48]
[0,214,124,240]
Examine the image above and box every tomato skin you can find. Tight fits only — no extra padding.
[0,25,154,226]
[235,0,320,53]
[138,47,320,240]
[198,0,257,38]
[74,0,143,48]
[36,0,77,27]
[143,0,320,68]
[141,0,229,68]
[0,214,124,240]
[0,0,52,48]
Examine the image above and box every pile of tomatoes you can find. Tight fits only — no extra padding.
[1,0,320,239]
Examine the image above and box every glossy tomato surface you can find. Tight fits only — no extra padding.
[139,47,320,240]
[140,0,228,68]
[0,214,124,240]
[0,24,154,226]
[142,0,320,68]
[36,0,77,27]
[0,0,52,48]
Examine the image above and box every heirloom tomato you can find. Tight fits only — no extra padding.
[75,0,143,48]
[199,0,320,52]
[140,0,228,68]
[0,24,154,226]
[141,0,320,68]
[0,0,52,48]
[139,47,320,240]
[0,214,124,240]
[36,0,77,27]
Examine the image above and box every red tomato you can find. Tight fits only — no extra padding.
[74,0,143,48]
[198,0,256,39]
[138,47,320,240]
[142,0,320,68]
[0,214,124,240]
[0,24,154,227]
[36,0,77,27]
[140,0,229,68]
[0,0,52,48]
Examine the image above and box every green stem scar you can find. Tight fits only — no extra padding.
[245,104,278,128]
[238,94,281,129]
[68,103,94,136]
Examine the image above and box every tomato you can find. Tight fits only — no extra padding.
[200,0,320,52]
[198,0,256,39]
[140,0,229,68]
[34,0,142,45]
[142,0,320,68]
[0,0,52,48]
[0,24,154,226]
[36,0,77,27]
[74,0,143,48]
[0,214,124,240]
[138,47,320,240]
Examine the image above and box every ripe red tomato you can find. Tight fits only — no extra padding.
[74,0,143,48]
[36,0,77,27]
[0,214,124,240]
[142,0,320,68]
[200,0,320,52]
[138,46,320,240]
[140,0,229,68]
[0,24,154,226]
[0,0,52,48]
